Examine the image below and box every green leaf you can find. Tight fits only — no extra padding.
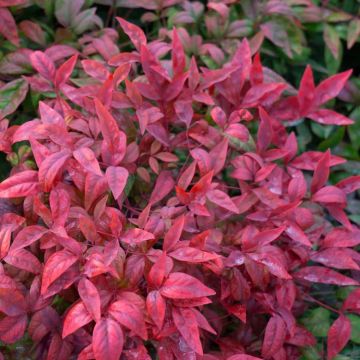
[348,107,360,151]
[297,122,312,152]
[301,307,331,337]
[318,126,345,151]
[324,24,341,59]
[347,314,360,344]
[336,286,357,301]
[311,122,334,139]
[301,346,321,360]
[0,79,28,119]
[325,41,343,75]
[347,18,360,49]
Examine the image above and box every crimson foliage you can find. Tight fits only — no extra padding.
[0,17,359,360]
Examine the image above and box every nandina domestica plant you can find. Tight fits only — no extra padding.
[0,17,360,360]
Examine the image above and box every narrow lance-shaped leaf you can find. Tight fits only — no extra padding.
[327,315,351,360]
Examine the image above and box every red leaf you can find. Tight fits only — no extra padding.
[311,248,359,270]
[120,228,154,244]
[0,287,27,317]
[343,288,360,313]
[170,247,219,263]
[0,226,11,259]
[30,51,56,82]
[228,355,262,360]
[210,138,229,175]
[94,99,127,166]
[315,70,352,106]
[336,175,360,194]
[257,107,273,153]
[4,249,42,274]
[312,186,346,204]
[163,215,185,252]
[252,226,286,248]
[311,150,330,194]
[172,27,186,75]
[294,266,358,286]
[298,65,315,115]
[92,318,124,360]
[248,252,291,280]
[55,54,78,88]
[105,166,129,200]
[78,278,101,322]
[211,106,227,128]
[73,147,102,176]
[10,225,48,252]
[149,170,175,205]
[38,150,71,192]
[41,250,78,294]
[191,148,212,175]
[62,301,92,338]
[206,189,239,214]
[161,272,215,299]
[50,188,70,227]
[108,299,147,340]
[116,17,146,52]
[327,315,351,360]
[148,251,168,288]
[172,306,203,355]
[323,228,360,248]
[242,83,286,107]
[146,290,166,329]
[0,314,27,344]
[261,315,287,358]
[308,109,353,125]
[0,170,39,198]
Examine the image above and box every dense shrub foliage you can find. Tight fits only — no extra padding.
[0,1,360,360]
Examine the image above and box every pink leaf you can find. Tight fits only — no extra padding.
[116,17,146,52]
[30,51,56,81]
[0,170,38,198]
[105,166,129,200]
[206,189,239,214]
[0,8,19,46]
[92,318,124,360]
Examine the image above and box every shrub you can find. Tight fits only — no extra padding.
[0,16,360,360]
